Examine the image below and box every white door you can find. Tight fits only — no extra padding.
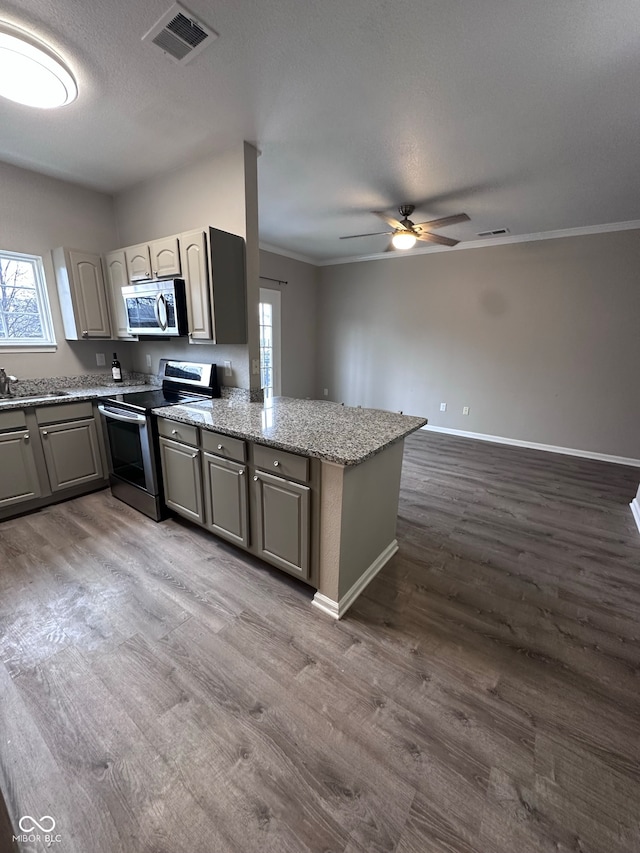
[259,287,281,398]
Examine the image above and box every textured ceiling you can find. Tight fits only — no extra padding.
[1,0,639,261]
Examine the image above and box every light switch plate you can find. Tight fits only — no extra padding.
[251,358,260,375]
[145,354,152,369]
[96,353,105,367]
[224,360,232,377]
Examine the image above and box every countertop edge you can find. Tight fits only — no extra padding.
[152,403,428,466]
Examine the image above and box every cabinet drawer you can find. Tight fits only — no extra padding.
[253,444,309,483]
[201,430,246,463]
[157,417,198,447]
[36,401,93,424]
[0,409,27,431]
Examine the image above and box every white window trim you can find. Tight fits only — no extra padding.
[0,249,56,348]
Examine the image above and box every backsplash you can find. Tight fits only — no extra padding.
[7,370,264,402]
[9,371,150,398]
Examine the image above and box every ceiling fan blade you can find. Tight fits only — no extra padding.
[339,230,393,240]
[372,211,405,230]
[414,213,470,230]
[415,231,459,247]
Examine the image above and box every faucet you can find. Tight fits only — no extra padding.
[0,368,18,398]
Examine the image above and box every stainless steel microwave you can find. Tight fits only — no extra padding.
[122,279,189,336]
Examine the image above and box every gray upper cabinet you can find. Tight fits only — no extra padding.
[53,248,112,339]
[125,237,181,282]
[202,451,249,547]
[150,236,181,279]
[159,436,204,524]
[124,243,152,281]
[0,428,41,508]
[39,417,104,492]
[104,250,136,340]
[252,469,310,579]
[208,227,247,345]
[180,229,211,340]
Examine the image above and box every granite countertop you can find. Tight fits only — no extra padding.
[153,396,427,466]
[0,381,158,411]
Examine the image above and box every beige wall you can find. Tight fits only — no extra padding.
[0,161,122,379]
[259,250,319,399]
[317,230,640,460]
[114,143,260,389]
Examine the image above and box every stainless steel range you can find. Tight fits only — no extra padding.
[98,360,219,520]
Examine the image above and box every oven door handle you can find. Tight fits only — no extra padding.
[98,404,147,424]
[154,293,168,331]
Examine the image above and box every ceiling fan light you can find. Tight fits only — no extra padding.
[391,230,417,250]
[0,24,77,108]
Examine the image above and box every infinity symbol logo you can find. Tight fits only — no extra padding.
[18,815,56,833]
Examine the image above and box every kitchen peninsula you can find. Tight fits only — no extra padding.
[153,396,427,618]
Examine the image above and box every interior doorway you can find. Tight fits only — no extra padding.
[259,287,281,398]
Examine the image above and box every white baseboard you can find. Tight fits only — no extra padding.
[312,539,399,619]
[422,425,640,468]
[631,498,640,535]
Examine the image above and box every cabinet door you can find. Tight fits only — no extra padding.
[40,418,104,492]
[180,229,211,340]
[104,250,136,340]
[253,469,310,579]
[159,437,203,524]
[0,429,42,507]
[150,236,181,279]
[202,452,248,547]
[68,250,112,338]
[125,244,152,281]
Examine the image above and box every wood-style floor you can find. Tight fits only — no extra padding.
[1,430,639,853]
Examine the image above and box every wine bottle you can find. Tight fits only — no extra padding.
[111,352,123,383]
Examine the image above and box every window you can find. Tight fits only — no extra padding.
[259,300,273,397]
[0,250,55,347]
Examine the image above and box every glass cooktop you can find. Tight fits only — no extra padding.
[104,389,206,412]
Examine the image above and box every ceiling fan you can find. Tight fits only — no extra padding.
[340,205,469,250]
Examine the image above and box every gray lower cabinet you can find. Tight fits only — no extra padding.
[252,469,310,579]
[202,451,249,547]
[40,418,104,492]
[0,428,41,507]
[159,436,204,524]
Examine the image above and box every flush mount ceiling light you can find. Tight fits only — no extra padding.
[0,23,77,108]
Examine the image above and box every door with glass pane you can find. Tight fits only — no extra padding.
[259,288,281,398]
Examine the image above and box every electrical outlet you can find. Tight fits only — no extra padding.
[251,358,260,375]
[224,360,232,377]
[96,353,105,367]
[323,388,328,396]
[463,406,470,415]
[145,354,152,369]
[440,402,447,412]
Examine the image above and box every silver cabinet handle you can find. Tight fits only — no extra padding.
[42,430,48,437]
[82,330,88,338]
[239,469,245,476]
[171,429,178,435]
[217,443,223,450]
[191,453,197,459]
[273,460,279,467]
[253,475,259,482]
[23,432,29,441]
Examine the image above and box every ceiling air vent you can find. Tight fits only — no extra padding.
[477,228,510,237]
[142,3,218,65]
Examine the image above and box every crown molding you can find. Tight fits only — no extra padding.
[259,242,319,265]
[317,218,640,267]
